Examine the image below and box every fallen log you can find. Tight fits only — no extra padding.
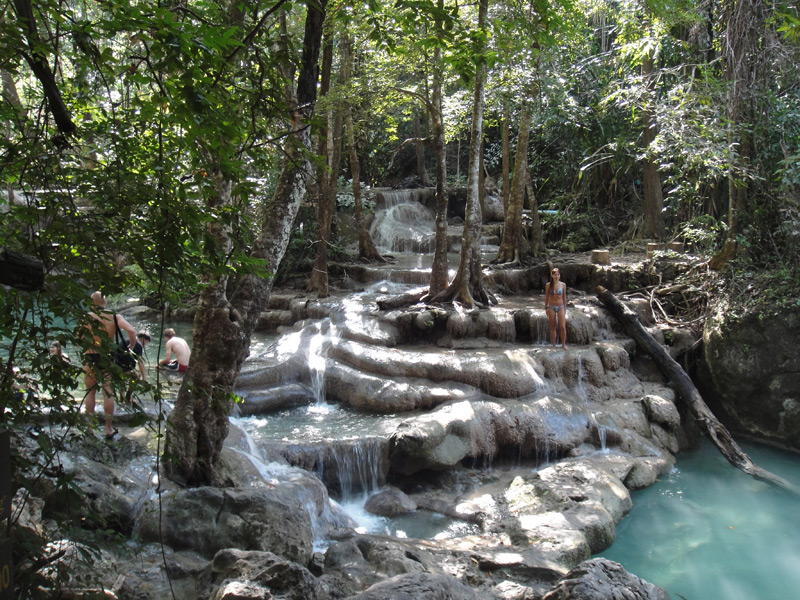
[377,287,427,311]
[597,285,800,496]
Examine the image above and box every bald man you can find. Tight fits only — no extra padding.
[83,291,136,439]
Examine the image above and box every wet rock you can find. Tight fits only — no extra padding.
[642,393,681,429]
[32,447,150,534]
[564,310,595,346]
[594,342,630,371]
[329,340,547,399]
[234,382,316,415]
[135,472,332,563]
[324,361,483,413]
[542,557,672,600]
[389,397,592,475]
[356,536,433,577]
[364,486,417,516]
[476,309,516,342]
[347,571,481,600]
[210,548,326,600]
[579,453,674,492]
[322,539,382,595]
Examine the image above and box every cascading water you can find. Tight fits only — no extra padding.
[369,190,436,254]
[323,438,385,500]
[308,319,336,403]
[370,203,435,254]
[575,354,608,453]
[225,442,355,551]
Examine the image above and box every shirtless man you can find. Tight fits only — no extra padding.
[158,328,191,373]
[84,291,137,438]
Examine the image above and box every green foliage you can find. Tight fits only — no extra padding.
[676,215,726,253]
[541,200,616,251]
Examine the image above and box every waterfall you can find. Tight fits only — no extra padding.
[318,438,387,501]
[369,189,436,254]
[305,318,338,404]
[369,202,435,253]
[575,354,608,453]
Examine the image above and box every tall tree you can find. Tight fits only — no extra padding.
[501,100,511,211]
[640,28,666,240]
[164,0,327,486]
[710,0,769,269]
[307,10,337,297]
[11,0,75,136]
[428,0,451,296]
[430,0,494,307]
[641,9,665,240]
[308,8,343,298]
[493,81,536,265]
[414,109,433,185]
[342,31,384,261]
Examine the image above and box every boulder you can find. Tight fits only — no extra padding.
[364,487,417,516]
[209,548,326,600]
[702,306,800,450]
[135,468,334,563]
[389,397,593,475]
[347,572,481,600]
[542,558,672,600]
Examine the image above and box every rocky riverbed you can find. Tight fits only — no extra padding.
[12,253,712,599]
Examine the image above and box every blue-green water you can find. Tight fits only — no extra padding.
[599,439,800,600]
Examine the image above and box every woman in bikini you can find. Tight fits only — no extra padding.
[545,267,568,349]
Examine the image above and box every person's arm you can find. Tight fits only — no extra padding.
[138,355,147,380]
[119,315,137,345]
[544,282,551,309]
[159,340,174,366]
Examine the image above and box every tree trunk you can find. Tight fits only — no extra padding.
[501,101,510,212]
[307,21,335,295]
[526,171,546,257]
[341,36,383,262]
[428,0,449,297]
[0,247,44,291]
[163,0,326,487]
[641,53,665,241]
[414,110,432,186]
[711,0,766,270]
[597,286,800,496]
[348,107,382,261]
[493,88,533,265]
[429,0,493,308]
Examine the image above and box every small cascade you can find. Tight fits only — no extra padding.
[534,315,551,345]
[373,188,434,209]
[308,319,338,403]
[370,202,436,253]
[533,433,555,468]
[596,422,608,452]
[321,437,387,500]
[575,354,608,453]
[242,449,348,549]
